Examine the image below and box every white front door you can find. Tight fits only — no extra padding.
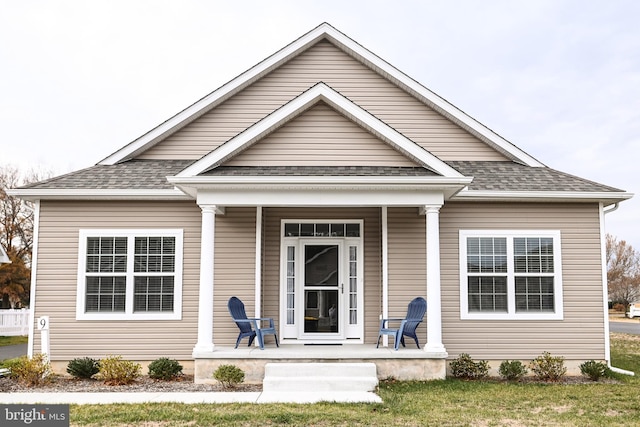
[280,221,363,343]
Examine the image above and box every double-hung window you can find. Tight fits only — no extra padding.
[77,229,183,320]
[459,230,563,320]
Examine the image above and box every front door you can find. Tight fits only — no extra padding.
[280,221,363,343]
[301,241,343,339]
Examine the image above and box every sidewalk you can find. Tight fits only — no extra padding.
[0,391,381,404]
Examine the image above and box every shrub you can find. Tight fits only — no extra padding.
[580,360,610,381]
[529,352,566,381]
[613,303,626,312]
[213,364,245,389]
[67,357,100,379]
[98,355,142,385]
[498,360,528,381]
[148,357,183,380]
[7,354,52,387]
[449,353,489,380]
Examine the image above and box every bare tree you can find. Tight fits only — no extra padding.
[0,165,51,308]
[606,234,640,310]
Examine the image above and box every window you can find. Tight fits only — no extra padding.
[77,230,183,320]
[459,230,562,320]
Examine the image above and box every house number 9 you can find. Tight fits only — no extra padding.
[37,316,49,330]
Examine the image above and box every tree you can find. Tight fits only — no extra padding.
[0,165,50,308]
[606,234,640,310]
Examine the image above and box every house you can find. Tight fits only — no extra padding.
[0,246,9,265]
[10,23,632,382]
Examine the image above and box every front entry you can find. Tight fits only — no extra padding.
[280,221,363,343]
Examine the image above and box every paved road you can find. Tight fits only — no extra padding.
[610,320,640,335]
[0,343,27,360]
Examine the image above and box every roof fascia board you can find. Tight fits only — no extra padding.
[6,188,192,202]
[177,83,464,178]
[168,175,473,186]
[99,23,543,167]
[452,190,634,204]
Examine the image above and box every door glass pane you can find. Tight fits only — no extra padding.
[304,289,338,333]
[304,245,338,287]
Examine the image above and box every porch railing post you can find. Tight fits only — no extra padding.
[193,204,217,354]
[424,204,447,356]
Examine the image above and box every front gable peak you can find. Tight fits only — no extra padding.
[176,83,463,178]
[99,23,544,167]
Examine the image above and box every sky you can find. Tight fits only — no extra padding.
[1,0,638,248]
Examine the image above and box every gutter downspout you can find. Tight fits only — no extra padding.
[602,202,634,376]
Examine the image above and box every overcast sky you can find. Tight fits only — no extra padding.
[1,0,638,248]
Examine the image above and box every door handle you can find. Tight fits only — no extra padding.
[340,283,344,294]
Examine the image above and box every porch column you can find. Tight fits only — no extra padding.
[193,204,217,354]
[424,204,447,356]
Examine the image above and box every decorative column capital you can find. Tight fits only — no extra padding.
[199,204,225,215]
[420,204,442,215]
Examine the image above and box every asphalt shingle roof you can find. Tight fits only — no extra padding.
[202,166,439,177]
[21,160,194,190]
[19,159,624,195]
[447,161,624,193]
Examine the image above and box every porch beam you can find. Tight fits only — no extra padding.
[423,204,448,356]
[193,204,217,355]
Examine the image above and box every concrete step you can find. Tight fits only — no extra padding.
[262,362,378,392]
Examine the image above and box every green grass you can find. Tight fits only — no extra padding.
[0,335,27,347]
[65,333,640,426]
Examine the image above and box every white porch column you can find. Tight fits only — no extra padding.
[193,204,217,354]
[424,204,447,356]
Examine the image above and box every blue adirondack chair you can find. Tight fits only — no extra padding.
[376,297,427,351]
[227,296,279,350]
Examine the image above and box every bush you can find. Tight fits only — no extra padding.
[613,303,626,312]
[580,360,611,381]
[449,353,489,380]
[148,357,183,380]
[498,360,528,381]
[529,352,566,381]
[67,357,100,379]
[98,355,142,385]
[213,364,245,389]
[7,354,52,387]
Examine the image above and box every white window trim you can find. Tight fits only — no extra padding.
[76,229,183,321]
[459,230,563,320]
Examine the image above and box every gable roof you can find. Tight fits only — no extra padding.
[176,82,463,178]
[0,246,10,264]
[99,23,544,167]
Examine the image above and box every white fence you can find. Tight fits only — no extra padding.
[0,309,30,336]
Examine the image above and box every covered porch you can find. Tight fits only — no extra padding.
[167,169,471,383]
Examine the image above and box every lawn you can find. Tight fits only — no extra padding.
[0,335,27,346]
[68,333,640,427]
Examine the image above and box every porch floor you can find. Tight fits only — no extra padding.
[193,344,447,383]
[200,344,443,359]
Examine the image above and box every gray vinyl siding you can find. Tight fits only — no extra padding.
[387,208,427,342]
[138,40,506,162]
[225,103,417,166]
[439,202,606,360]
[33,201,202,360]
[211,208,257,346]
[261,207,381,343]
